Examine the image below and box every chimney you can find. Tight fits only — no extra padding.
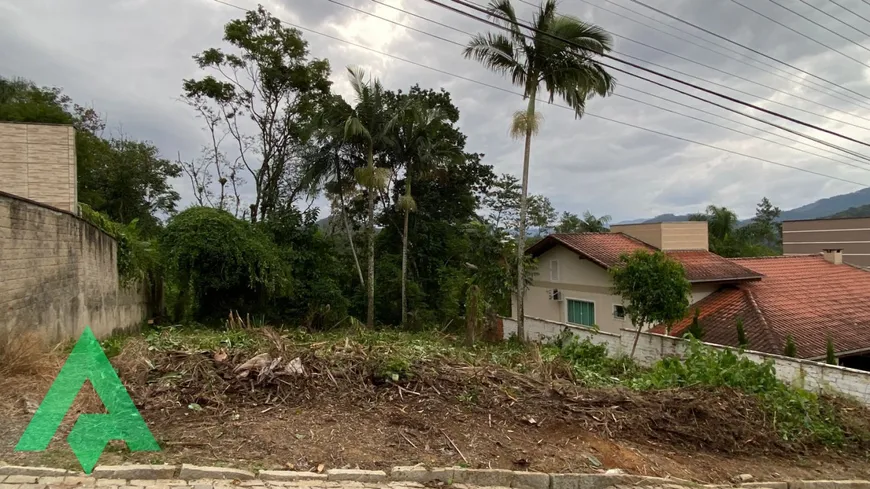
[822,249,843,265]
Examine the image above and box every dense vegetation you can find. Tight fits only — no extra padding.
[0,2,788,332]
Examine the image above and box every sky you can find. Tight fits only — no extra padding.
[2,0,870,222]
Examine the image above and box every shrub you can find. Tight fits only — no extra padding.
[826,336,837,365]
[736,317,748,348]
[784,335,797,357]
[685,308,703,340]
[549,331,638,386]
[162,207,290,322]
[632,339,847,445]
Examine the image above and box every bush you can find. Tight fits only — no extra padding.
[631,339,848,445]
[549,331,638,386]
[162,207,291,322]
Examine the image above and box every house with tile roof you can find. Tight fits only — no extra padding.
[653,252,870,369]
[519,221,763,335]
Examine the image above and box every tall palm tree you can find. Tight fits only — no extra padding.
[343,67,392,328]
[580,211,611,232]
[391,102,463,326]
[464,0,616,339]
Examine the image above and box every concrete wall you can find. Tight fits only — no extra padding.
[783,217,870,269]
[502,316,870,404]
[0,192,148,344]
[518,245,721,334]
[610,221,709,251]
[0,123,77,214]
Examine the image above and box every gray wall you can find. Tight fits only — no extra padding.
[0,192,148,344]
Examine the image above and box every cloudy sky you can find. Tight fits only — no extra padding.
[3,0,870,222]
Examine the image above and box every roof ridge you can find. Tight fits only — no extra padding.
[742,287,782,353]
[730,254,821,261]
[610,231,660,250]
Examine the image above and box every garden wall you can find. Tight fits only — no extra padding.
[501,316,870,404]
[0,191,149,344]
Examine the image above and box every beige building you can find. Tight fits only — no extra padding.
[515,221,763,334]
[782,217,870,270]
[0,122,77,213]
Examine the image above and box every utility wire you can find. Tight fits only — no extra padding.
[577,0,870,112]
[766,0,870,55]
[730,0,870,69]
[626,0,870,103]
[346,0,870,169]
[831,0,870,26]
[515,0,870,130]
[208,0,870,187]
[364,0,870,161]
[434,0,870,152]
[797,0,870,39]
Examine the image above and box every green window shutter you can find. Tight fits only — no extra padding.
[567,300,595,327]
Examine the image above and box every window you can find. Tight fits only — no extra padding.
[549,259,560,281]
[613,305,626,320]
[567,299,595,327]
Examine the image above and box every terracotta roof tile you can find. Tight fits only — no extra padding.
[661,255,870,359]
[526,233,761,283]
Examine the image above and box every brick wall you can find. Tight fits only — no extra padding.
[0,122,77,214]
[503,316,870,405]
[0,192,148,344]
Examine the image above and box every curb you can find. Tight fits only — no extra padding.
[1,464,868,489]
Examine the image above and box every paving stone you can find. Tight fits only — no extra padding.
[92,466,177,481]
[35,477,66,486]
[0,469,68,478]
[5,478,37,485]
[94,480,126,487]
[0,484,20,489]
[325,471,387,483]
[18,484,46,489]
[260,472,327,482]
[143,485,172,489]
[790,483,870,489]
[452,469,513,488]
[238,481,267,486]
[192,484,214,489]
[510,472,550,489]
[389,468,452,484]
[740,484,788,489]
[178,466,254,481]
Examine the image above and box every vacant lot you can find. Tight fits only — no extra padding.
[1,326,869,482]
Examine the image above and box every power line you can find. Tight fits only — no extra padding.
[729,0,870,69]
[765,0,870,55]
[577,0,870,112]
[625,0,870,103]
[207,0,870,187]
[435,0,870,152]
[344,0,870,169]
[515,0,870,130]
[797,0,870,39]
[831,0,870,26]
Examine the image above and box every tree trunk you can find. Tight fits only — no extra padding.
[366,145,376,329]
[466,285,479,347]
[401,177,411,327]
[515,90,537,341]
[337,157,365,286]
[630,323,642,358]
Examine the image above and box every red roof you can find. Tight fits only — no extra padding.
[661,255,870,359]
[527,233,761,284]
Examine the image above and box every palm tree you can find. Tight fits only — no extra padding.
[391,102,463,326]
[464,0,616,339]
[343,67,392,328]
[580,211,611,232]
[302,95,365,286]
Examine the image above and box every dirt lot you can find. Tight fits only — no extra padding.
[1,328,868,482]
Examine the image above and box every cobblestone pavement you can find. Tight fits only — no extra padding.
[0,477,446,489]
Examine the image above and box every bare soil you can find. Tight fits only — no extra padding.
[1,331,868,483]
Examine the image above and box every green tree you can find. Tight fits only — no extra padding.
[685,308,703,340]
[465,0,616,339]
[162,207,290,321]
[554,210,611,233]
[390,101,462,326]
[745,197,782,252]
[610,250,691,357]
[826,335,837,365]
[736,317,748,348]
[554,211,582,233]
[182,5,331,222]
[784,335,798,357]
[341,67,393,328]
[526,195,557,237]
[0,77,180,233]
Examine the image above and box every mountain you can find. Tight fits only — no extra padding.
[618,187,870,224]
[825,204,870,219]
